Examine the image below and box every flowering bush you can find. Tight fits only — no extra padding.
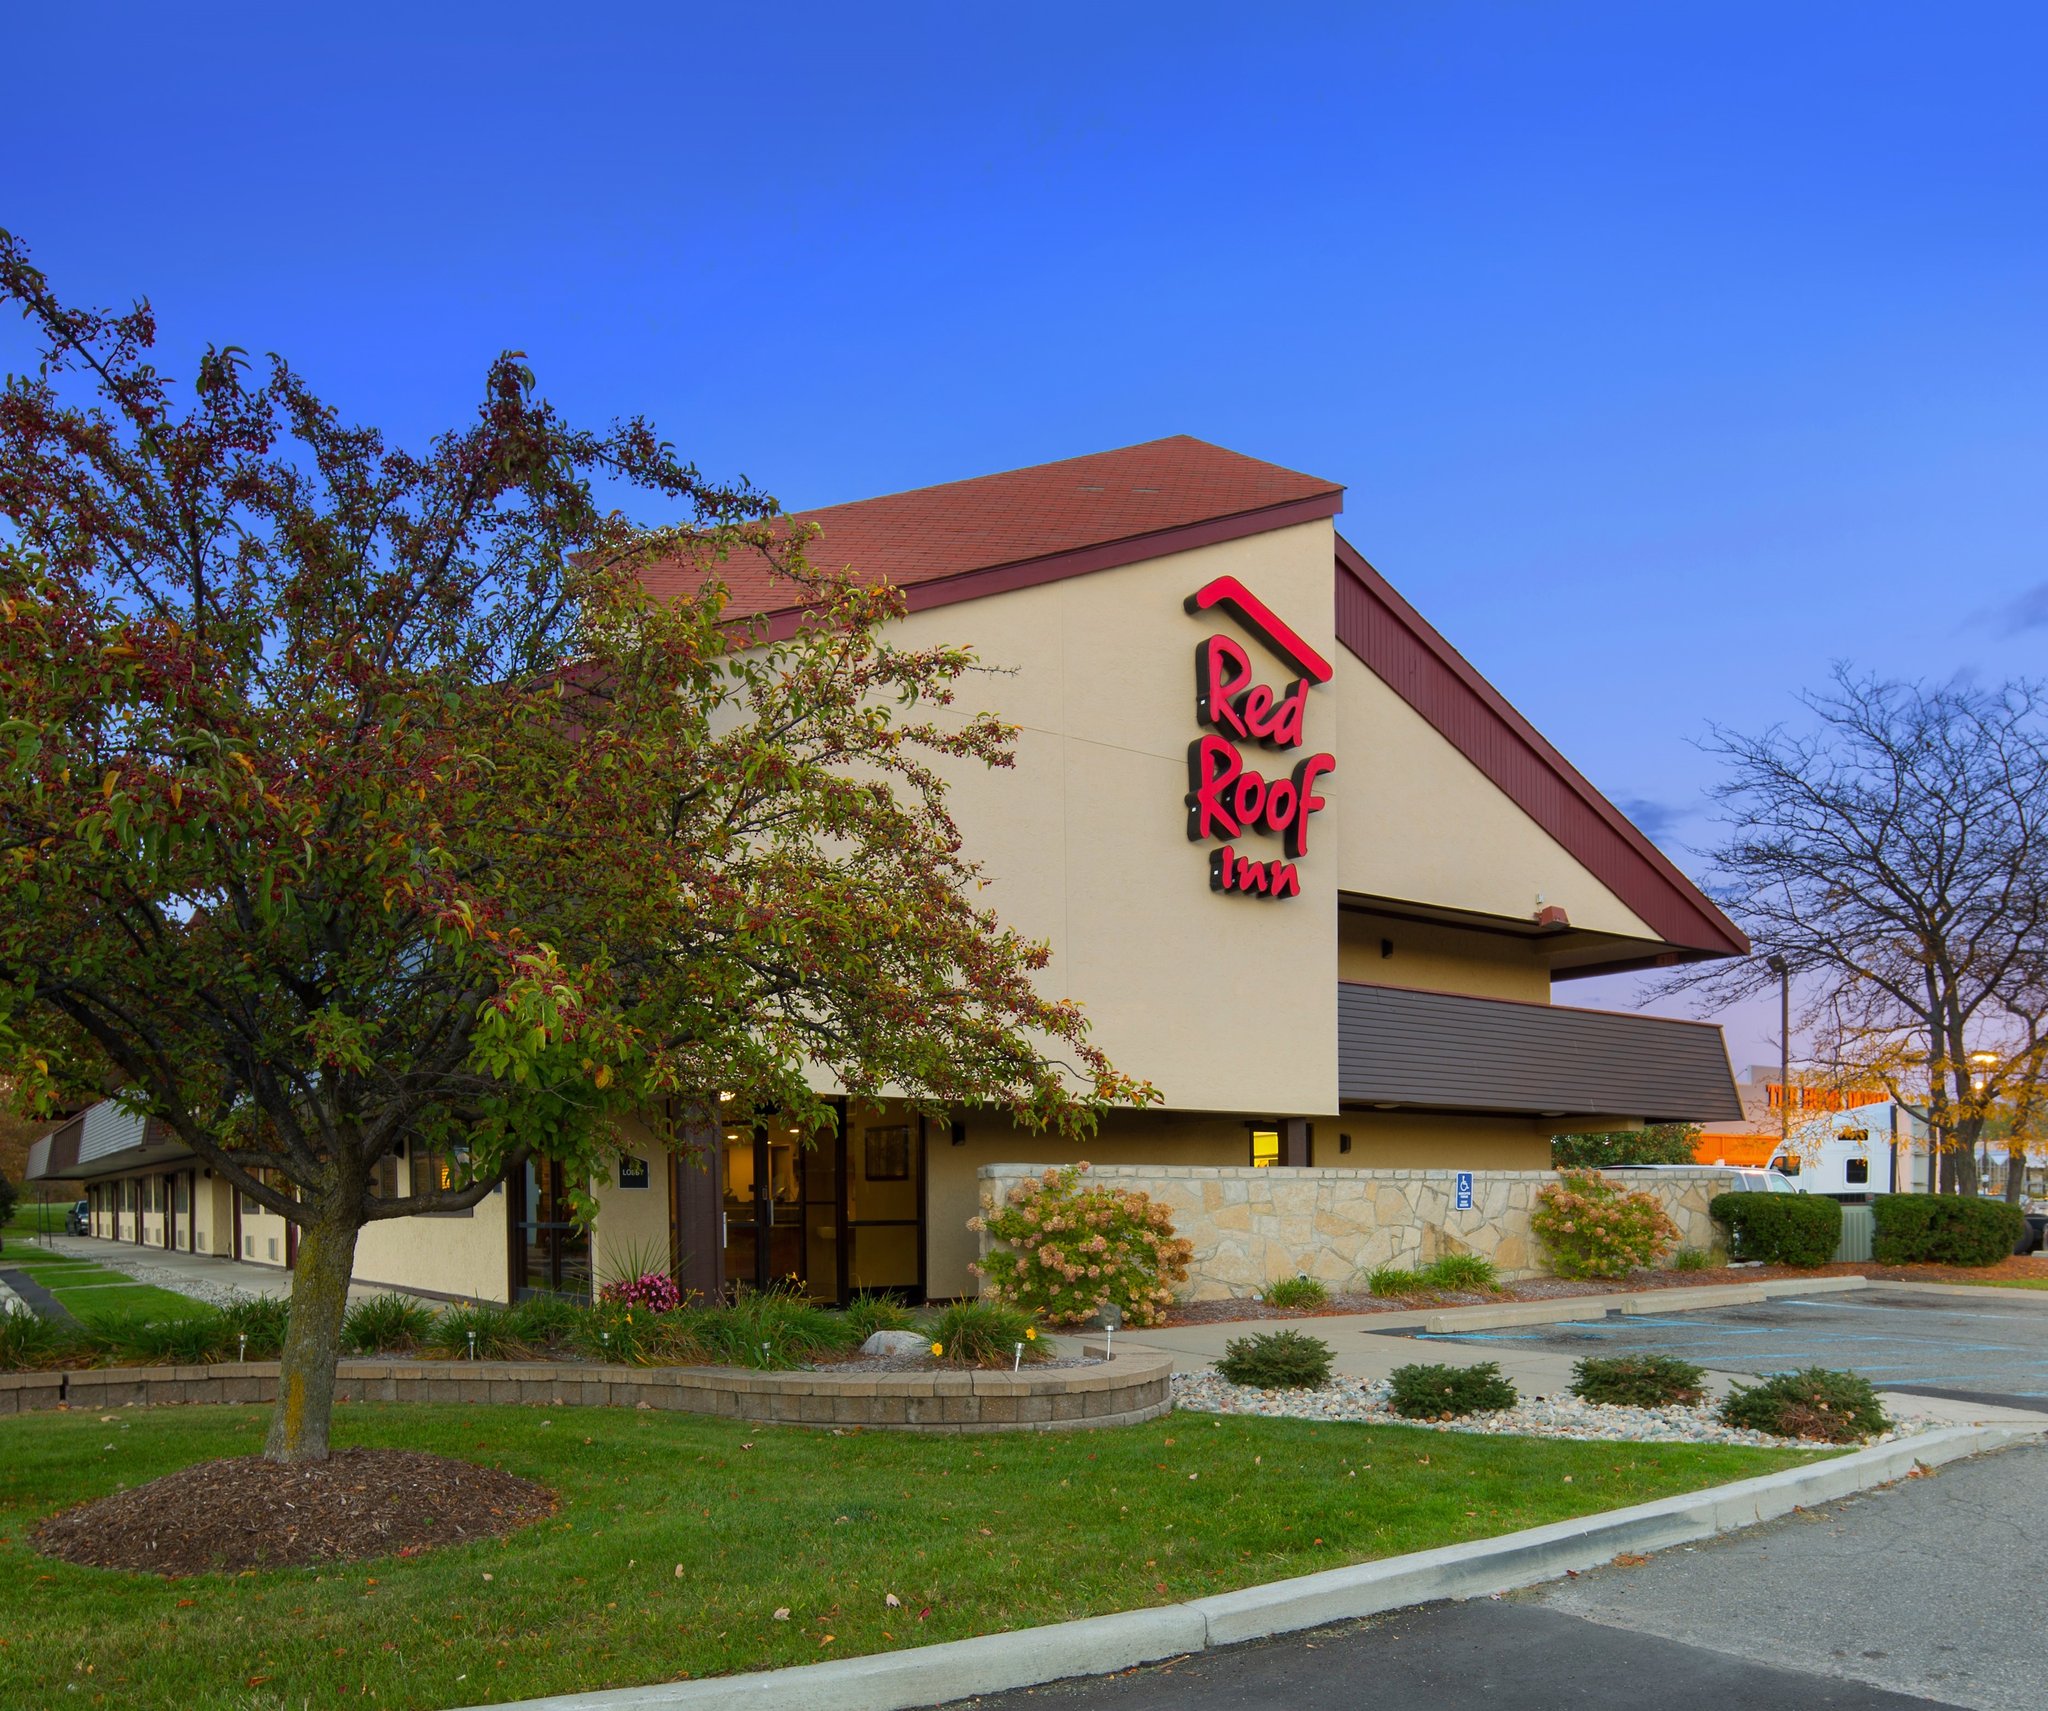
[969,1163,1193,1326]
[1531,1170,1678,1278]
[600,1270,684,1314]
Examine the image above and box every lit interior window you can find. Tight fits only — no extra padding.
[1249,1128,1280,1168]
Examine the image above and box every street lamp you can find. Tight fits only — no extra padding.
[1765,955,1790,1153]
[1971,1051,1998,1191]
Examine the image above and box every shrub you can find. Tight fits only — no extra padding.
[1872,1194,2027,1267]
[1570,1354,1706,1408]
[1387,1360,1518,1419]
[427,1302,522,1360]
[1216,1329,1334,1389]
[1367,1266,1428,1297]
[1532,1171,1679,1278]
[1709,1192,1841,1267]
[1718,1368,1889,1442]
[1263,1274,1328,1310]
[971,1163,1194,1328]
[840,1291,916,1343]
[1551,1123,1702,1169]
[1421,1254,1500,1293]
[926,1299,1046,1368]
[218,1296,289,1358]
[600,1271,683,1314]
[343,1292,435,1354]
[1672,1247,1715,1272]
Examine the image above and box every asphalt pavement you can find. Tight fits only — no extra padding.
[1403,1287,2048,1406]
[960,1439,2048,1711]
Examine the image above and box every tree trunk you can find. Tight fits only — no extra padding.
[264,1202,363,1464]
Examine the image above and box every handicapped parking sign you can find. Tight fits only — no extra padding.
[1455,1171,1474,1210]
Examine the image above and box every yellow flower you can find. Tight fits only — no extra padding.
[930,1341,945,1358]
[1025,1328,1037,1340]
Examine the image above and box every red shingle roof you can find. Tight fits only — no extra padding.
[640,436,1344,619]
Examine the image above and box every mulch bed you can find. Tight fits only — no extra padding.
[1158,1256,2048,1326]
[35,1448,556,1577]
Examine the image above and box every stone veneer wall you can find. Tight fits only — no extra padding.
[976,1163,1729,1300]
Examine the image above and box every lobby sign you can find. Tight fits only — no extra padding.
[1183,575,1335,900]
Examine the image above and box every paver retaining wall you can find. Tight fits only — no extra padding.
[0,1353,1172,1434]
[976,1163,1728,1300]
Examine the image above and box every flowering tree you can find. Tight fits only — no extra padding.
[972,1163,1193,1325]
[0,233,1150,1463]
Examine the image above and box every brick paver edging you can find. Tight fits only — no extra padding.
[0,1351,1175,1433]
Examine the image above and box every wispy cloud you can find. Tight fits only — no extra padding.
[1616,795,1688,844]
[1982,581,2048,633]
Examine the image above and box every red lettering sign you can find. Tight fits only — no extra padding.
[1183,576,1334,902]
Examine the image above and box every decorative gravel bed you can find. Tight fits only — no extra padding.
[1171,1371,1943,1448]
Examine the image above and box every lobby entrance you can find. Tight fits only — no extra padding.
[703,1104,928,1304]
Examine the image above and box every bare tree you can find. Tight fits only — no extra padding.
[1672,668,2048,1197]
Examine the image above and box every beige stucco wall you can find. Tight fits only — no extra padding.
[1332,649,1657,942]
[1336,909,1550,1002]
[975,1161,1729,1298]
[589,1116,676,1289]
[350,1154,515,1303]
[885,520,1341,1118]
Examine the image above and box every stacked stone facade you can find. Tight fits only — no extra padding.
[976,1163,1729,1301]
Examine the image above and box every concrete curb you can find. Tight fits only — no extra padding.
[1849,1279,2048,1304]
[464,1420,2036,1711]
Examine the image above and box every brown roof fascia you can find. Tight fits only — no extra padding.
[750,488,1344,642]
[1333,534,1749,964]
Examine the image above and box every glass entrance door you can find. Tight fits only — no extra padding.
[511,1159,591,1300]
[720,1119,835,1299]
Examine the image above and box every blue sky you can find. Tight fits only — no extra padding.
[7,2,2045,1067]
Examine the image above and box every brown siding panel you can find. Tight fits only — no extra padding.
[1339,983,1742,1122]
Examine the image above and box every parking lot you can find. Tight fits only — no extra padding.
[1405,1287,2048,1408]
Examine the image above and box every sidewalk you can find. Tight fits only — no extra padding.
[8,1232,439,1309]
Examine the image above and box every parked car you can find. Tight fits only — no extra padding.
[1603,1163,1802,1194]
[66,1198,89,1236]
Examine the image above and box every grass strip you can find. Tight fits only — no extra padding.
[0,1402,1829,1710]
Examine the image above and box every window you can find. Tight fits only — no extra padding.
[1846,1158,1869,1185]
[373,1150,400,1202]
[1249,1127,1280,1168]
[412,1143,475,1217]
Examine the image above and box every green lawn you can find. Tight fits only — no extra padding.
[0,1244,212,1323]
[0,1402,1828,1711]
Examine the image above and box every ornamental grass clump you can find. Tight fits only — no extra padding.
[1367,1265,1428,1298]
[0,1309,74,1370]
[1420,1253,1501,1293]
[840,1291,916,1342]
[218,1297,290,1359]
[925,1300,1046,1368]
[1570,1354,1707,1408]
[1263,1274,1328,1310]
[342,1293,435,1354]
[1718,1368,1889,1443]
[1215,1329,1335,1389]
[971,1163,1193,1327]
[1531,1171,1679,1278]
[427,1302,522,1360]
[1387,1361,1518,1419]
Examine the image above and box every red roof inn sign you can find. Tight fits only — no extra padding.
[1183,576,1335,901]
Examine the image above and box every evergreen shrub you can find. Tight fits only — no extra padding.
[1872,1194,2027,1266]
[1216,1329,1334,1389]
[1709,1192,1841,1267]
